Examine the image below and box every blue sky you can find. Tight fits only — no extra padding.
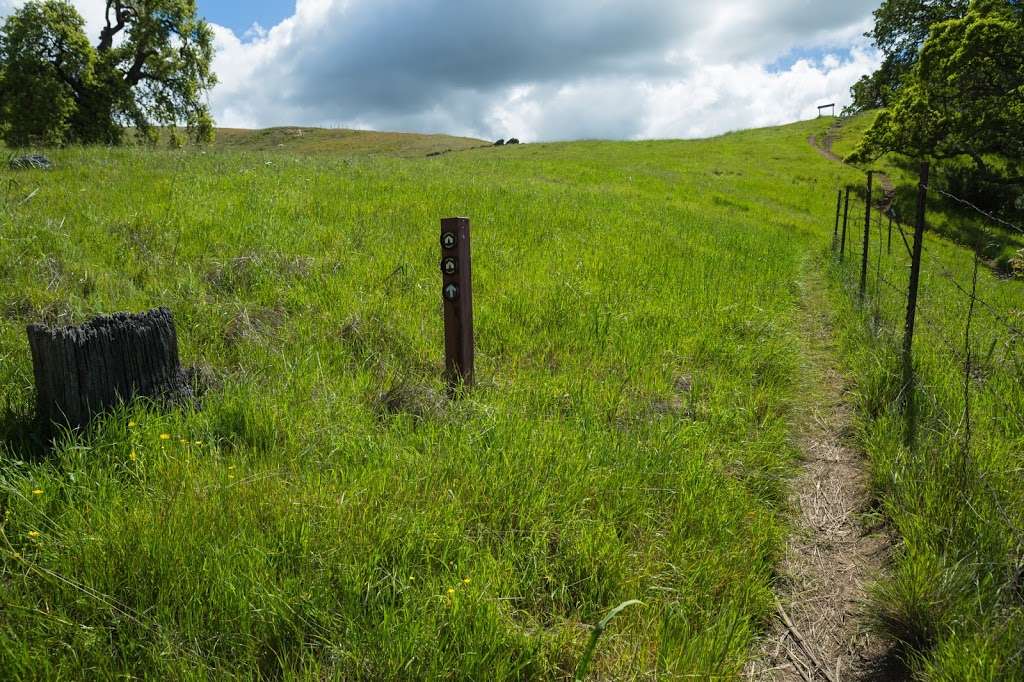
[199,0,292,36]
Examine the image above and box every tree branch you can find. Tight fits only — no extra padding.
[98,1,133,52]
[124,48,155,86]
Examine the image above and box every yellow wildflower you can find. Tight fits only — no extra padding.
[128,421,137,428]
[159,433,171,441]
[32,489,44,496]
[447,588,455,595]
[129,450,137,462]
[463,577,471,585]
[194,441,203,446]
[27,531,40,539]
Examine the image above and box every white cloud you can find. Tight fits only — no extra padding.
[1,0,884,141]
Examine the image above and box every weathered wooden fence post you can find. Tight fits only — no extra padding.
[440,217,475,390]
[859,171,873,301]
[902,162,929,436]
[27,308,188,429]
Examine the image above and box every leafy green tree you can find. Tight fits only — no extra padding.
[847,0,969,112]
[850,0,1023,214]
[0,0,216,147]
[0,1,94,146]
[93,0,217,144]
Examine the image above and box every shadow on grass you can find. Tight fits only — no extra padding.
[862,648,913,681]
[0,407,53,462]
[886,158,1023,271]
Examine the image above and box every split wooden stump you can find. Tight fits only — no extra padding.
[27,307,191,429]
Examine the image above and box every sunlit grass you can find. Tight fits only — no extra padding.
[2,117,1020,679]
[0,121,857,678]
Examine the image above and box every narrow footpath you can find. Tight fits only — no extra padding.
[809,121,897,211]
[746,265,894,681]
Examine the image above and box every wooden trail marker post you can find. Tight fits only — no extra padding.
[440,217,474,390]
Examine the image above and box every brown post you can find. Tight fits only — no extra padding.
[839,187,851,259]
[833,189,842,250]
[440,217,474,389]
[887,213,893,255]
[902,163,929,418]
[859,171,873,301]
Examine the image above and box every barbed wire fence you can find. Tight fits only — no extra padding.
[831,161,1024,448]
[827,162,1024,546]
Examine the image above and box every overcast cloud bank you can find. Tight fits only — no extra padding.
[4,0,883,141]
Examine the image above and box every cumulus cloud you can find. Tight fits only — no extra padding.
[2,0,884,141]
[208,0,882,140]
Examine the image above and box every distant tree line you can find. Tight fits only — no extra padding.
[0,0,216,147]
[848,0,1023,217]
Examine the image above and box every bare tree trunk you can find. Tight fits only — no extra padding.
[27,308,189,429]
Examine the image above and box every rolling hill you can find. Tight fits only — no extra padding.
[0,117,1020,679]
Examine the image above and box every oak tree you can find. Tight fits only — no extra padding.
[0,0,216,146]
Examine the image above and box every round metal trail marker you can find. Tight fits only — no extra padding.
[441,232,457,250]
[443,283,459,302]
[441,257,458,276]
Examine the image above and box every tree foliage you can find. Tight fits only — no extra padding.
[0,2,94,146]
[847,0,969,112]
[850,1,1023,170]
[0,0,216,146]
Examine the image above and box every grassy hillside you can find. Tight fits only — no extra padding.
[0,118,1021,679]
[821,113,1024,677]
[211,126,488,157]
[0,123,855,678]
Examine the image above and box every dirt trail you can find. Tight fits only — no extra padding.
[746,266,894,681]
[810,121,897,214]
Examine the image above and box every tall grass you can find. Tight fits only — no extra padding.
[827,182,1024,677]
[0,122,854,678]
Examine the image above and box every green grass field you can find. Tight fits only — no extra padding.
[0,118,1021,679]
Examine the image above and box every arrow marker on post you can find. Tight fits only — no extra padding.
[440,218,474,390]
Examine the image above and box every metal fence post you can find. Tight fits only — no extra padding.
[833,189,842,250]
[902,163,929,431]
[840,187,851,260]
[859,171,873,301]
